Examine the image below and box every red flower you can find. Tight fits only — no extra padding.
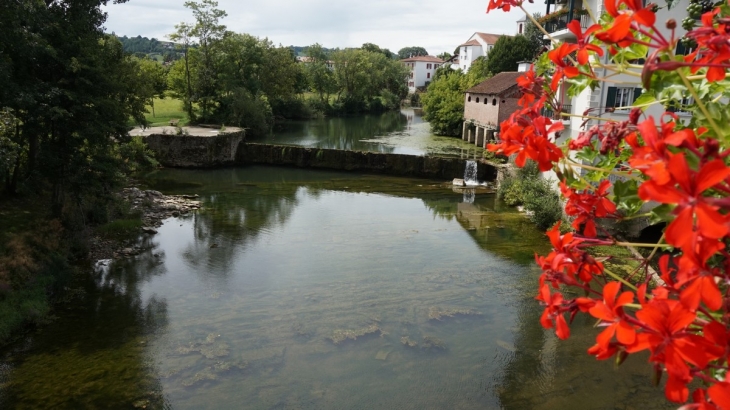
[628,299,723,402]
[638,153,730,254]
[485,0,523,13]
[561,180,617,237]
[547,43,579,91]
[587,282,636,352]
[595,0,657,46]
[685,9,730,82]
[708,383,730,410]
[567,20,604,65]
[536,284,571,339]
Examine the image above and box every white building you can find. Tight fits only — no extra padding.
[540,0,693,136]
[454,33,505,72]
[401,55,445,93]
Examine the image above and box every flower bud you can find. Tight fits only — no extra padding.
[666,19,677,30]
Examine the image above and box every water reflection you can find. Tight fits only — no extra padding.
[253,108,491,158]
[0,167,670,409]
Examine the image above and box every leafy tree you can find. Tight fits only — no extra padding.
[437,52,453,62]
[523,13,548,59]
[486,35,535,74]
[305,43,337,103]
[397,46,428,59]
[184,0,227,121]
[168,22,196,121]
[136,58,168,117]
[361,43,394,59]
[421,68,488,136]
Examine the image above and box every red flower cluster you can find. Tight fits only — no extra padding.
[486,1,730,408]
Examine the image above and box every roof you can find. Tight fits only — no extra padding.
[459,39,482,47]
[465,71,522,95]
[400,55,445,63]
[516,14,528,22]
[474,32,507,45]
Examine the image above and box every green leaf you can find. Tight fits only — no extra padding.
[666,0,682,9]
[649,203,675,225]
[632,92,656,110]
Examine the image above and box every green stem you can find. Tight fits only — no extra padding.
[615,241,672,248]
[620,212,652,221]
[604,267,638,291]
[676,63,723,138]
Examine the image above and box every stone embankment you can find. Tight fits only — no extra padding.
[88,188,202,262]
[141,132,499,181]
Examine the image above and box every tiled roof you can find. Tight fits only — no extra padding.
[465,71,522,95]
[475,32,508,45]
[400,55,445,63]
[458,39,481,47]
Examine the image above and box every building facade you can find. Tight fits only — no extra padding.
[455,32,505,72]
[400,56,445,93]
[462,71,523,146]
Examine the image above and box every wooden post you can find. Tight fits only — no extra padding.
[475,127,485,147]
[462,122,468,141]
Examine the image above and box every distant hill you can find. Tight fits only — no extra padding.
[114,35,181,61]
[289,45,335,56]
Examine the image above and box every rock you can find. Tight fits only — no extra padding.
[452,178,466,187]
[171,211,180,217]
[145,190,163,198]
[142,227,158,234]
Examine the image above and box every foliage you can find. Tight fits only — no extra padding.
[115,35,179,61]
[397,46,429,59]
[486,0,730,407]
[499,160,563,229]
[523,12,548,59]
[421,66,489,136]
[117,136,159,175]
[486,35,536,74]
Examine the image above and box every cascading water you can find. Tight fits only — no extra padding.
[463,160,479,186]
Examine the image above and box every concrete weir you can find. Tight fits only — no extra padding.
[142,133,498,181]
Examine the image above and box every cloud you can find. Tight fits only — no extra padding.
[103,0,545,54]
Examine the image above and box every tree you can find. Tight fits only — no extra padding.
[361,43,394,59]
[305,43,337,104]
[397,46,428,59]
[168,22,196,121]
[523,13,547,59]
[420,68,487,136]
[184,0,227,121]
[485,35,534,75]
[437,52,453,62]
[136,58,168,117]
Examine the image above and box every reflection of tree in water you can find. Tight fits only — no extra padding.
[263,110,407,152]
[181,184,303,278]
[0,241,170,408]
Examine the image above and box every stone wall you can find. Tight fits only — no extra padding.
[237,143,499,181]
[144,132,244,168]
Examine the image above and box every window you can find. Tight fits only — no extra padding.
[468,95,472,102]
[409,72,413,78]
[427,72,430,79]
[519,23,523,34]
[476,97,479,103]
[668,96,694,113]
[427,63,431,69]
[492,98,497,106]
[606,87,642,110]
[408,81,414,87]
[483,98,487,105]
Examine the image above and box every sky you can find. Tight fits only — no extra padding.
[102,0,546,56]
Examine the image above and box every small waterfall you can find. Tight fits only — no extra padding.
[462,189,475,203]
[464,160,478,186]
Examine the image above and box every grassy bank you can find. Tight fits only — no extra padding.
[142,96,189,127]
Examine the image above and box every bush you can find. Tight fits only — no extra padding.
[498,160,563,230]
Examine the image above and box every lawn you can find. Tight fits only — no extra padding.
[138,96,189,127]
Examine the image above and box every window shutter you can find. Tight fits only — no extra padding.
[676,41,687,56]
[633,88,643,103]
[605,87,617,108]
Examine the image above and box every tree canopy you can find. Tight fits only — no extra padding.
[421,67,489,136]
[486,35,536,75]
[398,46,429,59]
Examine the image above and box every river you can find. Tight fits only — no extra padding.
[0,165,670,409]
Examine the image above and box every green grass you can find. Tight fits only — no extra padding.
[97,218,144,239]
[140,96,189,127]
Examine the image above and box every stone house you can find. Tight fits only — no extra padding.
[400,55,445,93]
[462,71,523,146]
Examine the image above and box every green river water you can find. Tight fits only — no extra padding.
[0,165,670,409]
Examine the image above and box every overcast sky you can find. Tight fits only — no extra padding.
[102,0,545,56]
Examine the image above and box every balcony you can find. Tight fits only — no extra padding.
[541,9,590,40]
[540,104,572,122]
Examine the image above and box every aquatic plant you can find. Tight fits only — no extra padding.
[328,323,381,344]
[427,307,480,321]
[486,0,730,407]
